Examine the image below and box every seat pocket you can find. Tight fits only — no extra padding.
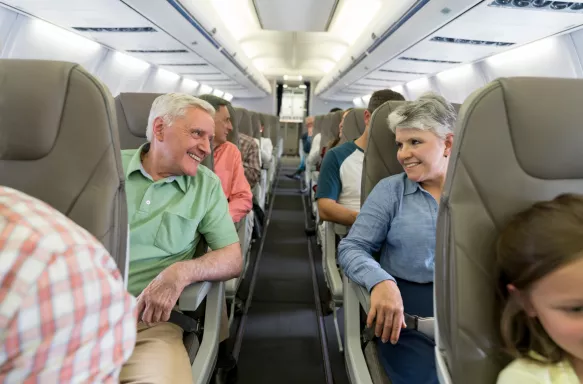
[154,211,200,255]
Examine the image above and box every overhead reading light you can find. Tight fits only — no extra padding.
[73,27,156,32]
[379,69,428,75]
[126,49,188,53]
[299,84,307,89]
[489,0,583,13]
[400,57,462,64]
[430,36,515,47]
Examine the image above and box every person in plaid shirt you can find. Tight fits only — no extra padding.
[238,132,261,189]
[0,186,137,383]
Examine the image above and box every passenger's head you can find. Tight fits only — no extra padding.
[387,92,455,185]
[146,93,215,177]
[497,193,583,364]
[305,116,314,136]
[329,107,342,113]
[364,89,405,129]
[198,94,233,147]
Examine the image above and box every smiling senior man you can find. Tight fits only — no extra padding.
[119,93,242,383]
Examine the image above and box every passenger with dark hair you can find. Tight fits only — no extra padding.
[496,193,583,383]
[316,89,405,226]
[329,107,342,112]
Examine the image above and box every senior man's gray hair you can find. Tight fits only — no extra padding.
[387,92,456,139]
[146,93,215,142]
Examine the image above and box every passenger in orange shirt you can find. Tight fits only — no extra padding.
[199,94,252,224]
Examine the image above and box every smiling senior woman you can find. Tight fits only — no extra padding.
[338,93,456,383]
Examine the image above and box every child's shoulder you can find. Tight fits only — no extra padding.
[497,353,578,384]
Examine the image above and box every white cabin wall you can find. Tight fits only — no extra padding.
[232,96,276,115]
[96,51,152,95]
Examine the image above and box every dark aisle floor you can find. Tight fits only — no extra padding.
[236,161,328,384]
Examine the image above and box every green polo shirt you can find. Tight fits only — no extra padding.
[122,144,239,297]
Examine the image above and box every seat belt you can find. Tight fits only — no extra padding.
[404,313,434,340]
[169,310,200,334]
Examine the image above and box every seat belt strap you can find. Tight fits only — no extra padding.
[404,313,435,340]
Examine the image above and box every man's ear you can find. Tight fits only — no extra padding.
[152,116,165,142]
[508,284,537,317]
[364,109,372,129]
[444,133,454,157]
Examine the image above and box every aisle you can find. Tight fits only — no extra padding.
[235,160,328,384]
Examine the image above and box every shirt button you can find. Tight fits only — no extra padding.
[146,200,151,205]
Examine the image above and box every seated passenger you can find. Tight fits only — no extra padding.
[338,93,456,383]
[0,186,137,382]
[286,116,314,179]
[199,94,253,223]
[496,194,583,384]
[119,93,243,383]
[238,132,261,189]
[316,90,405,226]
[306,107,343,172]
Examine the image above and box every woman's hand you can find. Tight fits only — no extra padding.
[368,280,407,344]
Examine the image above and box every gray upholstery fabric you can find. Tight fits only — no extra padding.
[226,104,239,146]
[269,115,279,143]
[313,115,324,136]
[251,112,261,139]
[0,59,128,276]
[115,92,213,170]
[341,108,365,143]
[361,101,406,205]
[259,113,270,139]
[435,77,583,384]
[239,109,253,136]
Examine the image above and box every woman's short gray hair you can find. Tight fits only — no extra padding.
[387,92,456,139]
[146,93,215,142]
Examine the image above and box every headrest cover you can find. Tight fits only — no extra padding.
[0,60,79,160]
[227,104,239,146]
[115,93,161,150]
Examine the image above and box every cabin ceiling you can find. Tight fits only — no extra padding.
[3,0,583,101]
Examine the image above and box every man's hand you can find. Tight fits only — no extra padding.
[367,280,406,344]
[136,263,186,326]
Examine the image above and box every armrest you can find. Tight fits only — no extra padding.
[323,221,343,301]
[344,276,374,384]
[178,281,212,311]
[191,281,224,384]
[355,283,371,314]
[333,223,349,236]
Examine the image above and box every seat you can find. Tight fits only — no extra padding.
[341,108,366,144]
[0,58,129,279]
[239,109,265,210]
[115,92,224,382]
[343,100,406,384]
[250,111,268,210]
[435,77,583,384]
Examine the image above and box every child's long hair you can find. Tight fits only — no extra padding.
[496,193,583,363]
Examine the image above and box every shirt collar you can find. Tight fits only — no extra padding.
[125,143,188,193]
[403,175,420,196]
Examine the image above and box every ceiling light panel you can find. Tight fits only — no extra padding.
[328,0,383,45]
[210,0,260,41]
[253,0,338,32]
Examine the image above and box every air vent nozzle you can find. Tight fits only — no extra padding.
[400,57,462,64]
[379,69,428,75]
[73,27,156,32]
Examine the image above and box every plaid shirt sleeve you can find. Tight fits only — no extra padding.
[0,186,137,383]
[238,134,261,189]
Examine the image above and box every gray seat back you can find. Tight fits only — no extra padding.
[341,108,365,143]
[319,114,333,152]
[361,101,406,204]
[226,104,239,146]
[239,109,253,137]
[435,77,583,384]
[0,59,128,277]
[115,92,213,170]
[251,112,261,139]
[313,115,324,137]
[269,115,279,144]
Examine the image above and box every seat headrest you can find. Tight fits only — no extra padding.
[0,59,126,264]
[341,108,365,143]
[260,113,270,139]
[269,116,279,142]
[314,115,324,136]
[251,112,261,139]
[115,92,161,150]
[0,60,97,160]
[114,92,214,170]
[226,104,239,146]
[361,101,406,205]
[239,109,253,136]
[436,77,583,384]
